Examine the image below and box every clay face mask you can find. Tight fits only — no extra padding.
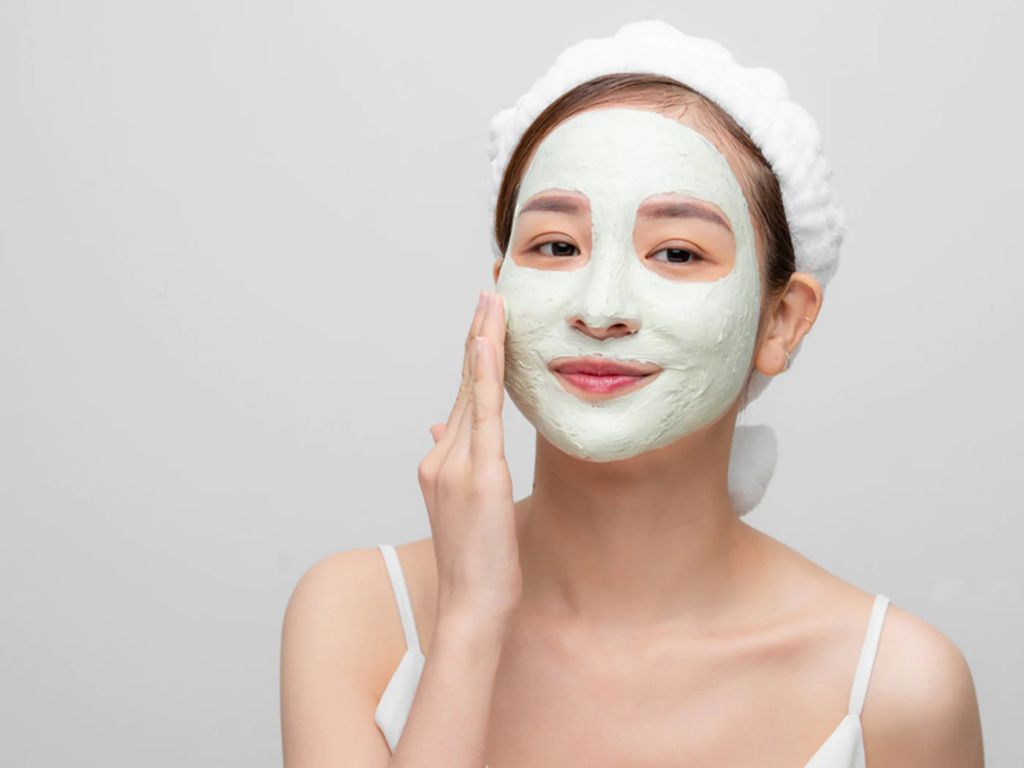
[494,107,762,461]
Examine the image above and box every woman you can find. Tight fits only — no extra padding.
[281,21,984,767]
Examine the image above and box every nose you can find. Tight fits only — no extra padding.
[565,256,641,340]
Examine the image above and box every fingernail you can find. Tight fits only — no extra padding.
[477,290,486,313]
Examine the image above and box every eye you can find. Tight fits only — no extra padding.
[535,240,580,258]
[650,246,704,264]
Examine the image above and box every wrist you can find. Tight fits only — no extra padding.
[434,601,513,646]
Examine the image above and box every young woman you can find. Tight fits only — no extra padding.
[281,21,984,768]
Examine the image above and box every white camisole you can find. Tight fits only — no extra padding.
[373,543,893,767]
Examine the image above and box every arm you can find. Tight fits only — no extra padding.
[281,290,517,767]
[280,549,394,766]
[393,290,518,766]
[280,548,512,768]
[391,286,520,765]
[389,607,509,767]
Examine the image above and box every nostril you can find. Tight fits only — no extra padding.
[569,316,640,340]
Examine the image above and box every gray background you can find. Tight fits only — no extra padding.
[1,1,1020,765]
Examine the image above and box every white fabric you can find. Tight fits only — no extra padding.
[373,545,891,766]
[485,20,848,514]
[373,544,425,754]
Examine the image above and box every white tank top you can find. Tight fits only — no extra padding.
[373,543,892,767]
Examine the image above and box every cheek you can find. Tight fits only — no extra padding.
[496,266,580,332]
[628,270,731,334]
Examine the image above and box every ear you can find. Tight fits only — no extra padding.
[754,273,823,377]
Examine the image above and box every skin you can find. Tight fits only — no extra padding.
[280,103,985,767]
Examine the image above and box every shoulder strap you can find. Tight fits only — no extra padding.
[847,594,892,717]
[377,544,422,653]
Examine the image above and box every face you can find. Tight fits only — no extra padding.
[494,107,762,462]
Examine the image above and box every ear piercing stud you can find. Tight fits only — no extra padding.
[783,317,812,372]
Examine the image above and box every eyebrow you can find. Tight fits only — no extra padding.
[638,199,733,233]
[518,194,588,216]
[519,194,733,234]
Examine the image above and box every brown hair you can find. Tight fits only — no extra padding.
[493,73,797,341]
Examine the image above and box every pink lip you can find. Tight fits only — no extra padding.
[549,356,662,397]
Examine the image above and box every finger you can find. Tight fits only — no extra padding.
[469,335,506,468]
[446,325,489,468]
[459,290,490,388]
[484,291,507,387]
[429,423,445,443]
[448,291,490,421]
[437,292,492,457]
[475,291,506,410]
[446,333,477,466]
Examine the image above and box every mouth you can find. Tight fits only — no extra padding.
[548,356,662,397]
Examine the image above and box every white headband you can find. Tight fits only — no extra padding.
[485,19,848,515]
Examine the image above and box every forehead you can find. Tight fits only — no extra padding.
[515,107,746,222]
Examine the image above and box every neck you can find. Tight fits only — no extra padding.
[516,406,765,627]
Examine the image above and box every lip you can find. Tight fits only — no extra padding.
[550,356,661,376]
[548,356,662,398]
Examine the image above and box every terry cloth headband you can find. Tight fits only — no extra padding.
[485,19,847,515]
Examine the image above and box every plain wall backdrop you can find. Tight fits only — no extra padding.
[1,0,1020,764]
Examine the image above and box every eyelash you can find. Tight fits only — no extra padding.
[533,241,705,264]
[651,247,704,265]
[535,241,581,257]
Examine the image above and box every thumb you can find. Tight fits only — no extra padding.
[429,423,446,443]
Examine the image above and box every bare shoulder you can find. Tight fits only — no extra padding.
[281,538,438,682]
[282,542,430,684]
[283,547,391,673]
[753,530,984,766]
[862,601,984,766]
[279,540,435,763]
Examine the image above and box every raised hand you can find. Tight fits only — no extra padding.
[417,290,520,620]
